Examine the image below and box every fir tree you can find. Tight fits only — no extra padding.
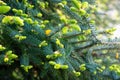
[0,0,119,80]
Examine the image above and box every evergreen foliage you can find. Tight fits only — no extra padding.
[0,0,119,80]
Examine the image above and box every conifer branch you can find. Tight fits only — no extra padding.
[63,32,84,39]
[75,40,98,51]
[69,40,91,44]
[49,24,65,37]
